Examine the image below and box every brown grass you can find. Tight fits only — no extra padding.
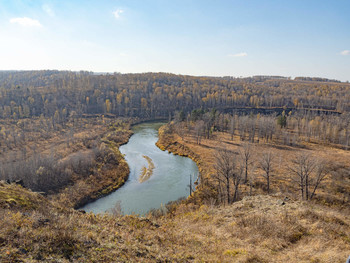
[157,123,350,207]
[51,122,133,208]
[1,183,349,262]
[1,120,350,262]
[1,118,133,209]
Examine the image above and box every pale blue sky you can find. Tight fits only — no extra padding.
[0,0,349,81]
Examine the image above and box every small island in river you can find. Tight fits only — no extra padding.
[139,155,155,183]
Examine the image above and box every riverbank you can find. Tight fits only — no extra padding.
[82,121,198,215]
[2,121,350,262]
[157,121,350,208]
[52,121,133,209]
[156,123,215,204]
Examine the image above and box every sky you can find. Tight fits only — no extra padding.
[0,0,349,81]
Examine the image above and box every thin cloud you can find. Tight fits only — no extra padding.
[82,40,97,48]
[43,4,55,17]
[10,17,42,27]
[113,9,124,19]
[229,52,248,57]
[340,50,350,56]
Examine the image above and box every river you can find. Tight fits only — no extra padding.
[82,122,199,215]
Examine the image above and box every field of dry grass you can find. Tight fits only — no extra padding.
[1,120,350,262]
[1,182,349,262]
[157,123,350,207]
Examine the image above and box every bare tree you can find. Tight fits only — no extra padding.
[248,163,258,196]
[309,160,329,200]
[214,149,241,204]
[109,201,123,216]
[289,153,315,200]
[259,151,274,193]
[238,116,247,141]
[229,115,236,141]
[194,120,204,144]
[214,149,234,204]
[175,122,186,141]
[239,143,253,184]
[233,165,243,202]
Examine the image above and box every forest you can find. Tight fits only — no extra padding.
[0,70,349,120]
[1,71,350,262]
[1,70,350,197]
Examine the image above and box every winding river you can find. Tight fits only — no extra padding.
[82,122,199,215]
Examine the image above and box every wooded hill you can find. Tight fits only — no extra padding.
[0,71,350,262]
[0,71,349,121]
[1,71,350,196]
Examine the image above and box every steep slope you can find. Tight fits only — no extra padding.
[0,182,349,262]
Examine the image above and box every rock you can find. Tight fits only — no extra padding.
[14,180,25,187]
[277,200,286,206]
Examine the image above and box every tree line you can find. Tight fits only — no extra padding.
[174,108,350,150]
[1,70,349,201]
[0,71,350,122]
[169,108,349,204]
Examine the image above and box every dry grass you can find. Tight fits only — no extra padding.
[160,194,350,262]
[1,120,349,262]
[51,122,133,208]
[157,124,350,207]
[0,118,107,164]
[1,182,349,262]
[152,123,350,262]
[1,117,133,209]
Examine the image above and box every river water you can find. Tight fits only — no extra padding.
[82,122,199,215]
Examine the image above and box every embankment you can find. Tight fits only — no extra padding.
[156,124,213,204]
[53,122,133,209]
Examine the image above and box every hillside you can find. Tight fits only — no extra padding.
[0,182,349,262]
[1,71,350,262]
[156,118,350,207]
[1,0,350,260]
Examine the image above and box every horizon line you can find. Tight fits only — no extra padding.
[0,69,348,83]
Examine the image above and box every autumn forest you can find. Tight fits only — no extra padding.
[1,70,350,262]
